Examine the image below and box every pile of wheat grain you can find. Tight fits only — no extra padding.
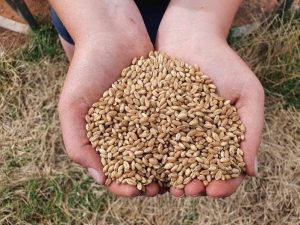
[86,51,246,191]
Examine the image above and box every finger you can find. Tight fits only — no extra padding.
[58,101,105,184]
[88,167,104,185]
[107,182,141,197]
[236,82,264,176]
[144,182,160,197]
[206,175,244,198]
[169,186,185,197]
[184,179,206,197]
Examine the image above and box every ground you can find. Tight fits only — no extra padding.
[0,4,300,225]
[0,0,49,23]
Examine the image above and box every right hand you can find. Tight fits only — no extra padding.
[57,1,160,197]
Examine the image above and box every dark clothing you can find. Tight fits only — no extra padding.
[50,0,170,45]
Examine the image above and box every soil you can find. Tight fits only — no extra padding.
[0,0,49,23]
[0,27,27,53]
[0,0,49,53]
[234,0,280,26]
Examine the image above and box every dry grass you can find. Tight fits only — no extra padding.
[1,13,300,225]
[0,28,26,55]
[232,11,300,108]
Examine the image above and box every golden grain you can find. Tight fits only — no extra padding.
[86,51,246,190]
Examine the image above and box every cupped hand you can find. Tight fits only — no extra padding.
[57,2,161,197]
[156,15,264,198]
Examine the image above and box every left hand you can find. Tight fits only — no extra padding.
[156,4,264,198]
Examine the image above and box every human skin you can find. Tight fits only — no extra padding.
[50,0,161,197]
[156,0,264,197]
[51,0,264,198]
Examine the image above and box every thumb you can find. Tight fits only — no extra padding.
[58,99,105,184]
[236,84,264,176]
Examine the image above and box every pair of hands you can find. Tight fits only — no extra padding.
[57,0,264,198]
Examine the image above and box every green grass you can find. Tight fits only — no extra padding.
[264,76,300,109]
[18,23,61,62]
[0,174,113,224]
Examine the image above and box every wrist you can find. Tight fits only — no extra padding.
[157,24,229,56]
[158,0,241,42]
[51,0,152,46]
[191,11,231,40]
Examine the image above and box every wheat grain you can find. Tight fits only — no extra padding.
[86,51,246,190]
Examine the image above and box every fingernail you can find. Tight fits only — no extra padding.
[88,168,104,184]
[254,156,258,176]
